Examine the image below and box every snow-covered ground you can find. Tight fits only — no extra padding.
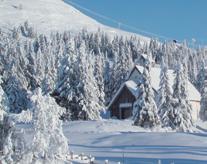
[0,0,149,41]
[17,119,207,164]
[65,120,207,164]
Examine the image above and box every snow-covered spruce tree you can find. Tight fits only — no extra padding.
[53,40,87,120]
[0,77,9,121]
[157,58,174,128]
[51,37,76,120]
[4,75,29,113]
[80,52,102,120]
[149,39,161,63]
[172,60,193,131]
[25,41,40,91]
[111,38,133,97]
[0,78,12,161]
[53,55,72,120]
[200,80,207,120]
[54,38,103,120]
[0,116,15,164]
[21,88,68,163]
[133,61,160,128]
[103,58,112,105]
[188,51,198,86]
[11,27,20,40]
[196,60,206,93]
[94,54,105,106]
[20,21,36,38]
[160,42,171,68]
[75,41,102,120]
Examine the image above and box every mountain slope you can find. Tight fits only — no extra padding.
[0,0,149,40]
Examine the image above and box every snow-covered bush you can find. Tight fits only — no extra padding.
[10,110,33,123]
[20,88,68,163]
[0,116,15,164]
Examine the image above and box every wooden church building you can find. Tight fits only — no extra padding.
[108,65,201,121]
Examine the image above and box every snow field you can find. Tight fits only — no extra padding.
[16,119,207,164]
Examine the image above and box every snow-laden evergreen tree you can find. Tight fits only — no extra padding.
[157,57,170,108]
[0,24,205,121]
[188,50,198,86]
[0,116,15,164]
[2,121,14,163]
[172,60,193,131]
[94,54,105,106]
[4,75,29,113]
[160,42,171,67]
[149,39,161,63]
[111,38,133,97]
[41,45,58,94]
[20,21,36,38]
[52,37,76,120]
[157,58,174,128]
[20,88,68,163]
[81,52,102,120]
[76,42,102,120]
[196,60,206,93]
[53,54,72,120]
[200,80,207,120]
[0,78,13,162]
[0,77,9,121]
[103,58,112,105]
[133,61,160,128]
[53,41,88,120]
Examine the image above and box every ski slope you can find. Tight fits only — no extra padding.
[0,0,149,41]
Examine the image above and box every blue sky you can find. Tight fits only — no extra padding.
[65,0,207,45]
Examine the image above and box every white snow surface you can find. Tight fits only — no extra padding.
[0,0,149,40]
[65,120,207,164]
[17,119,207,164]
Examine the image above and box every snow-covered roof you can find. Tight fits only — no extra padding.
[132,65,201,101]
[125,80,139,97]
[140,53,154,62]
[108,80,138,108]
[109,64,200,110]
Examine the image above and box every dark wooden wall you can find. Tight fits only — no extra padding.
[110,86,135,119]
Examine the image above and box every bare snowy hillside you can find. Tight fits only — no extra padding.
[0,0,149,40]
